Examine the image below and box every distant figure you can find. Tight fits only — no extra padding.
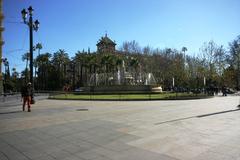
[222,85,227,96]
[21,82,33,112]
[63,85,69,92]
[63,84,70,97]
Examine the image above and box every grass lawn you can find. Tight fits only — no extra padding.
[49,92,210,100]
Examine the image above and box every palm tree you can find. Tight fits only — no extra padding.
[129,57,139,84]
[182,47,188,54]
[129,57,139,68]
[182,46,188,71]
[88,54,100,86]
[101,54,115,73]
[22,52,30,81]
[36,43,42,56]
[52,49,70,86]
[52,49,69,70]
[35,53,52,90]
[116,56,123,71]
[12,67,18,79]
[34,43,43,85]
[11,67,19,92]
[86,54,99,75]
[74,51,89,86]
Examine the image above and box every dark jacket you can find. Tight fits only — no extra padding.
[21,85,33,97]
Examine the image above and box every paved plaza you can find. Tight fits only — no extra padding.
[0,95,240,160]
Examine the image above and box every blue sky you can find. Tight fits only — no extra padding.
[3,0,240,72]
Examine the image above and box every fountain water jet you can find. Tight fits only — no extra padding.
[88,68,160,92]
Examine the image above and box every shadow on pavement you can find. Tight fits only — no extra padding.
[76,109,89,111]
[155,108,240,125]
[197,108,240,118]
[0,110,23,115]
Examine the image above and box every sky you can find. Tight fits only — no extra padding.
[3,0,240,73]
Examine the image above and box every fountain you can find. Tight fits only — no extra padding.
[79,34,162,93]
[87,61,161,93]
[89,72,156,86]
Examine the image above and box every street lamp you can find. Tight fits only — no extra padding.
[21,6,40,103]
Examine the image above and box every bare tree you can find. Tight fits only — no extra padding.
[229,35,240,89]
[119,40,141,54]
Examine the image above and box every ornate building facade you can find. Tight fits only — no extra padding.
[0,0,4,94]
[96,34,116,54]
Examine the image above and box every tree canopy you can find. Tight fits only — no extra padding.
[4,35,240,92]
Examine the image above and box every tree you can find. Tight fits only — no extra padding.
[33,43,43,86]
[129,57,139,70]
[11,67,18,79]
[229,35,240,89]
[214,45,227,87]
[116,56,123,70]
[142,46,152,55]
[35,43,42,56]
[35,53,52,90]
[200,40,220,87]
[222,65,237,89]
[129,57,139,84]
[10,67,20,92]
[182,47,187,54]
[88,54,99,74]
[101,54,114,73]
[74,51,91,87]
[22,52,30,81]
[172,52,186,87]
[119,40,141,54]
[52,49,70,88]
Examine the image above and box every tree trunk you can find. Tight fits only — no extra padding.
[80,65,83,86]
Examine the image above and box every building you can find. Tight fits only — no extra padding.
[96,34,116,54]
[0,0,4,94]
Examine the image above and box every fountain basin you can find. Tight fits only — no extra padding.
[79,85,162,93]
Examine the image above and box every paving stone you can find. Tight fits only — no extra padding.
[0,143,29,160]
[1,96,240,160]
[75,149,101,160]
[103,141,132,152]
[0,152,9,160]
[193,150,236,160]
[61,155,85,160]
[48,149,72,160]
[32,154,56,160]
[112,147,179,160]
[22,148,46,159]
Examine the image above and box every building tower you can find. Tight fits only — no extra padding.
[0,0,4,94]
[96,34,116,54]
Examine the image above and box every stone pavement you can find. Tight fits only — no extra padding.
[0,96,240,160]
[0,93,49,108]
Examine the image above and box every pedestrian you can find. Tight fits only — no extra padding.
[222,85,227,96]
[21,82,33,112]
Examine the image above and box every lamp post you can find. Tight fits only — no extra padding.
[21,6,39,103]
